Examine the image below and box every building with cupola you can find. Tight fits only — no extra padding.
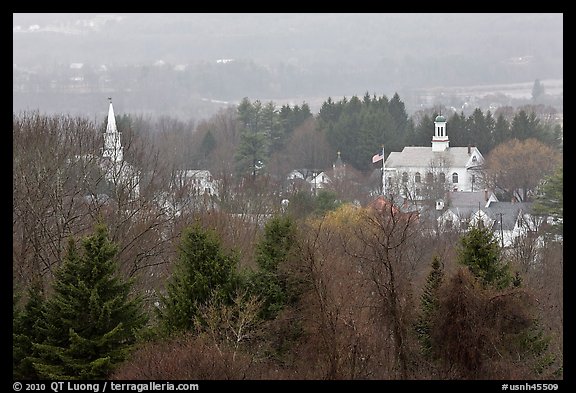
[383,115,484,200]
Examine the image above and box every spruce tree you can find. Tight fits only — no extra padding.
[32,224,147,379]
[13,280,46,379]
[457,225,513,289]
[158,223,239,333]
[415,256,444,358]
[250,215,297,319]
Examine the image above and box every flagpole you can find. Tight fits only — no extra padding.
[381,145,386,197]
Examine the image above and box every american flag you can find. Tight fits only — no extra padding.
[372,151,384,163]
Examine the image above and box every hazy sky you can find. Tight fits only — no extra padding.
[13,13,563,119]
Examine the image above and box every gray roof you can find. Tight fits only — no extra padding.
[485,202,532,230]
[449,191,493,208]
[445,202,532,231]
[385,146,482,168]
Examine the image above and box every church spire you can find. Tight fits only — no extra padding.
[103,97,123,162]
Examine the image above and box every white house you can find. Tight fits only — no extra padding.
[435,190,537,247]
[175,169,219,197]
[384,115,484,199]
[286,169,331,195]
[286,152,346,195]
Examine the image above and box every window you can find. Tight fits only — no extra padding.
[472,174,476,183]
[472,155,477,163]
[439,172,446,183]
[415,172,421,183]
[426,172,433,183]
[452,172,459,183]
[402,172,408,183]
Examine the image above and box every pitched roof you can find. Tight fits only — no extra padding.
[449,190,497,208]
[485,202,532,230]
[385,146,482,168]
[443,202,532,230]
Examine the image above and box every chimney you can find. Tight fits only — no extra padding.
[468,144,471,154]
[484,188,488,202]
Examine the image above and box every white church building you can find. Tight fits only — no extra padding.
[383,115,484,199]
[101,98,140,198]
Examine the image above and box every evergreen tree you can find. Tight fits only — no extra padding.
[457,225,513,289]
[200,129,216,159]
[13,280,46,379]
[493,113,511,147]
[158,223,239,333]
[413,114,433,146]
[249,215,297,319]
[414,256,444,358]
[298,102,312,122]
[533,166,563,237]
[389,92,409,145]
[315,189,342,216]
[262,101,283,153]
[236,98,269,179]
[32,225,147,379]
[446,111,468,147]
[510,110,540,140]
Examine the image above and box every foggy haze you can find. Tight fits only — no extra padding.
[13,13,563,121]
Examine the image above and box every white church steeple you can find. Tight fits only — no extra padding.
[103,97,123,162]
[432,114,449,152]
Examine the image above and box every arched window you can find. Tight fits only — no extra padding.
[452,172,459,183]
[402,172,408,183]
[439,172,446,183]
[426,172,433,183]
[472,155,477,163]
[415,172,421,183]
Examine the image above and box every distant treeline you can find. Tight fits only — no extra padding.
[105,92,562,179]
[316,93,562,171]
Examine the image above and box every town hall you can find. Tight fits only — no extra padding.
[383,115,485,200]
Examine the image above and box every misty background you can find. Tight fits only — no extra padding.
[13,13,563,121]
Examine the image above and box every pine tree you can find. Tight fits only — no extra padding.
[158,223,239,333]
[415,256,444,358]
[457,225,513,289]
[32,225,147,379]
